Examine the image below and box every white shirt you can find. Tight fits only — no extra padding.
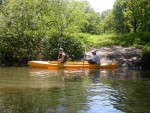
[91,55,100,64]
[61,52,66,57]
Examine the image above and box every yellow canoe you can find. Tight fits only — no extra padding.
[28,61,118,69]
[48,61,89,65]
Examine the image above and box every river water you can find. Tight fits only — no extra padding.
[0,67,150,113]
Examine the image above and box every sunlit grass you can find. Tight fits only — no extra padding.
[79,33,115,47]
[78,32,150,48]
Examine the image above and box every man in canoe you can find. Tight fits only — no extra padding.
[87,50,100,64]
[58,48,67,63]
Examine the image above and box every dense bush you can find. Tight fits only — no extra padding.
[71,33,91,44]
[112,32,150,47]
[0,35,49,66]
[141,46,150,69]
[48,34,85,61]
[0,34,85,66]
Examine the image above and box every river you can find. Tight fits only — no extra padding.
[0,67,150,113]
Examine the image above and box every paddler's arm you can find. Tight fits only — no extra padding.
[58,55,64,63]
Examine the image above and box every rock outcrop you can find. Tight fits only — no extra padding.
[87,46,142,68]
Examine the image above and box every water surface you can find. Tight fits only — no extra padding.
[0,67,150,113]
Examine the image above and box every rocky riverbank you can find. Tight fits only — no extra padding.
[87,46,142,68]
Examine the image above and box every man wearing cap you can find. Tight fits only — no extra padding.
[58,48,67,63]
[88,50,100,64]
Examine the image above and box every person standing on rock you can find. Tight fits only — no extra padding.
[87,50,100,64]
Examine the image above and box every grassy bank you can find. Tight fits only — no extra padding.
[78,32,150,48]
[74,33,115,47]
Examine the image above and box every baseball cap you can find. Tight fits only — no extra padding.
[59,48,63,51]
[92,50,96,53]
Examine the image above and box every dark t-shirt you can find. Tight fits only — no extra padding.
[58,52,67,63]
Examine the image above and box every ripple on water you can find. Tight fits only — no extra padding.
[85,83,124,113]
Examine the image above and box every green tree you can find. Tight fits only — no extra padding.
[110,0,150,33]
[81,1,101,34]
[0,0,89,65]
[112,0,130,33]
[100,10,114,33]
[48,35,84,61]
[135,0,150,31]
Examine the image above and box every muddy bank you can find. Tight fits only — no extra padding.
[88,46,142,68]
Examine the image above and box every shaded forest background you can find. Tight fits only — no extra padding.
[0,0,150,68]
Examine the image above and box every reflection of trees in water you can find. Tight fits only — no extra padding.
[108,79,150,113]
[0,88,55,113]
[0,87,88,113]
[88,69,100,83]
[0,70,90,113]
[100,69,141,80]
[99,69,150,113]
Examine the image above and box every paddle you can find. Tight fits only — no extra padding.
[82,45,92,65]
[83,45,86,66]
[87,45,93,52]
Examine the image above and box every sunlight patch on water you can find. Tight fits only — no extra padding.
[85,84,124,113]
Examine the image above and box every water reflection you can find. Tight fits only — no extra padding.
[88,69,100,83]
[0,67,150,113]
